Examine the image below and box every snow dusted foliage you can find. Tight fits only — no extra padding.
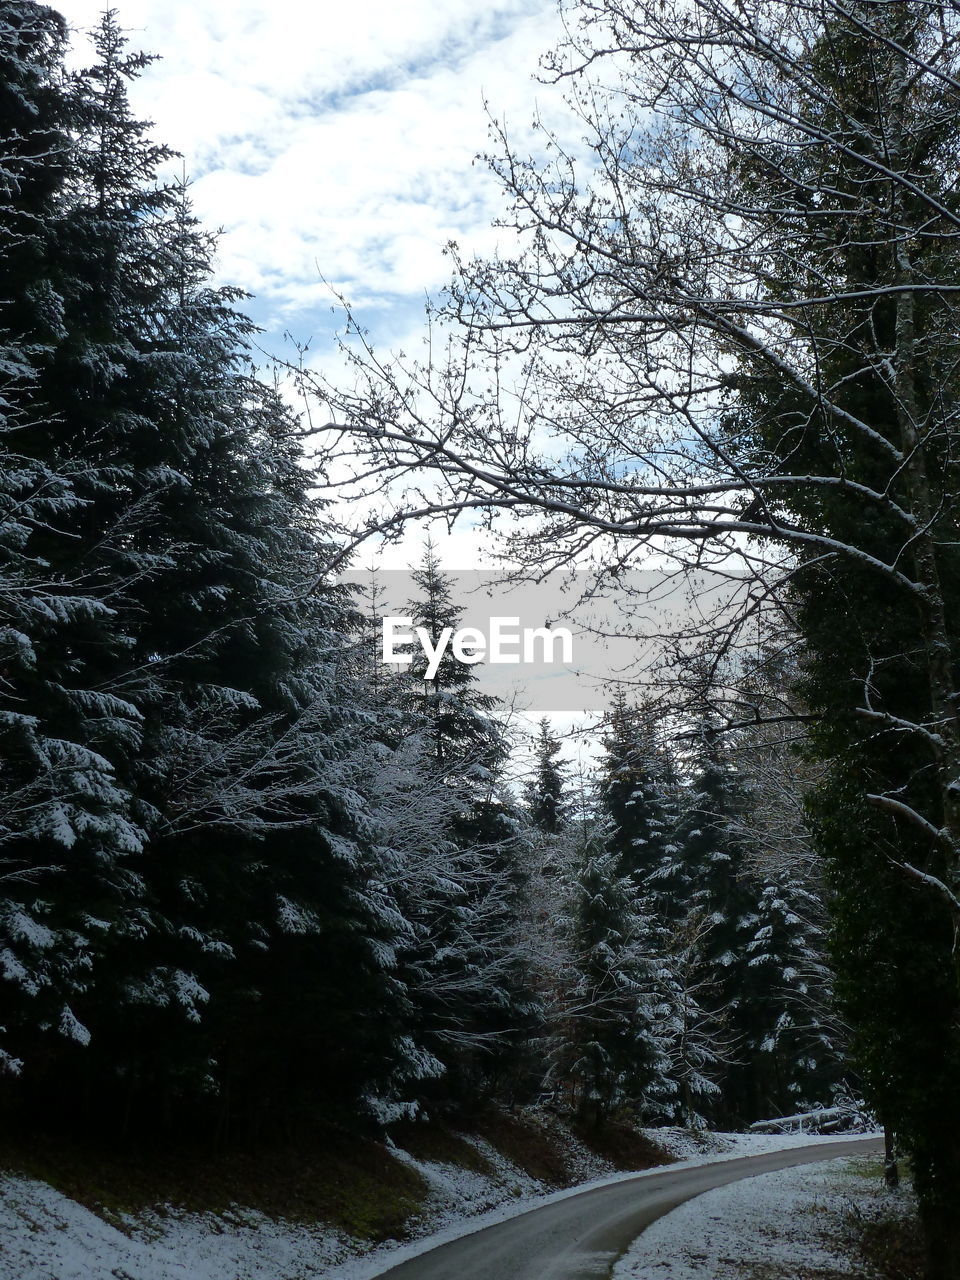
[565,694,847,1128]
[653,722,845,1123]
[523,719,569,837]
[0,8,413,1128]
[544,813,675,1126]
[359,544,540,1110]
[0,11,538,1128]
[652,916,729,1128]
[0,1,146,1075]
[531,734,678,1126]
[741,877,843,1106]
[595,699,727,1123]
[601,692,679,888]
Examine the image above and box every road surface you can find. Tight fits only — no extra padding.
[375,1136,882,1280]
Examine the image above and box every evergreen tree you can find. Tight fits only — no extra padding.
[0,0,146,1084]
[660,727,770,1123]
[401,539,506,780]
[656,910,727,1128]
[741,874,842,1114]
[722,4,960,1245]
[377,543,538,1110]
[600,691,678,886]
[0,10,411,1133]
[557,818,674,1126]
[524,718,568,836]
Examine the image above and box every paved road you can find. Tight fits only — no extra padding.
[376,1136,882,1280]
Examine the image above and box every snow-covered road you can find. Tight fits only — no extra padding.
[371,1137,882,1280]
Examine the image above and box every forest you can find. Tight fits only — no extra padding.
[2,1,960,1277]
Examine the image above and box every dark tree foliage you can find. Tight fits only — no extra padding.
[600,691,677,885]
[524,717,568,837]
[0,5,408,1137]
[727,8,960,1265]
[378,543,540,1112]
[561,821,673,1126]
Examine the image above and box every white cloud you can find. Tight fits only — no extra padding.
[56,0,596,583]
[57,0,573,348]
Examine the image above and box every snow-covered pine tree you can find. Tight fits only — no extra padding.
[663,721,842,1124]
[600,690,680,889]
[400,539,506,779]
[534,694,687,1125]
[555,812,674,1128]
[0,0,147,1084]
[721,645,849,1116]
[524,718,569,837]
[655,910,728,1128]
[385,542,539,1109]
[741,874,843,1116]
[1,11,411,1133]
[663,724,759,1123]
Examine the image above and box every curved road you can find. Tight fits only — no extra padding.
[377,1136,882,1280]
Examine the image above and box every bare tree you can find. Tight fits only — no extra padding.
[304,1,960,1269]
[309,0,960,880]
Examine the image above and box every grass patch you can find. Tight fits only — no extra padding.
[571,1115,676,1171]
[0,1127,428,1242]
[838,1155,922,1280]
[390,1119,495,1177]
[841,1155,888,1180]
[737,1267,854,1279]
[857,1206,924,1280]
[470,1108,579,1186]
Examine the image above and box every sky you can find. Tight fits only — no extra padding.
[58,0,570,358]
[52,0,650,737]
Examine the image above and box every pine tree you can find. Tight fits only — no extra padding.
[600,691,679,888]
[597,707,735,1125]
[659,726,761,1123]
[655,909,727,1128]
[369,543,539,1110]
[524,718,568,836]
[400,539,506,780]
[0,0,147,1084]
[1,11,411,1132]
[741,874,842,1114]
[558,817,674,1127]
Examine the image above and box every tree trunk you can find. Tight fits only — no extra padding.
[883,1124,899,1191]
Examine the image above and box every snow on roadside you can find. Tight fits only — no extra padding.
[0,1129,881,1280]
[388,1134,545,1226]
[325,1132,881,1280]
[612,1153,896,1280]
[0,1174,357,1280]
[645,1126,877,1162]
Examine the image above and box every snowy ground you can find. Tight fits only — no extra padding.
[643,1126,867,1162]
[613,1152,901,1280]
[0,1128,880,1280]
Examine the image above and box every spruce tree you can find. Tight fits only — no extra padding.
[524,717,568,836]
[660,727,762,1123]
[0,0,146,1085]
[1,10,411,1133]
[742,875,842,1114]
[379,543,538,1110]
[601,691,678,886]
[560,819,674,1127]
